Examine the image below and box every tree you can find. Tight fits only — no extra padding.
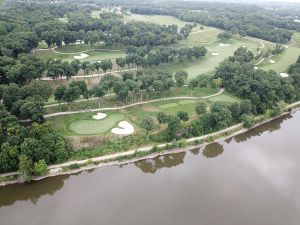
[195,102,207,115]
[100,60,113,73]
[54,85,66,110]
[18,154,33,181]
[63,86,81,110]
[34,159,48,176]
[166,116,181,141]
[140,117,156,141]
[174,71,188,87]
[116,57,126,71]
[229,102,241,118]
[20,98,45,123]
[157,112,169,125]
[211,102,232,129]
[240,100,252,114]
[217,31,233,42]
[241,114,255,128]
[177,111,189,121]
[93,86,106,107]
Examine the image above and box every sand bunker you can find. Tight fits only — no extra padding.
[212,52,220,56]
[111,121,134,135]
[74,53,89,59]
[254,66,258,70]
[269,60,276,64]
[219,43,229,47]
[92,112,107,120]
[280,73,289,78]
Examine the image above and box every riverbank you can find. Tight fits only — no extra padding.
[1,102,299,186]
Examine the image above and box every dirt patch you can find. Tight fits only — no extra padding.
[67,135,112,149]
[142,105,160,112]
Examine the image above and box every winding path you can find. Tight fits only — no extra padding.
[44,88,225,118]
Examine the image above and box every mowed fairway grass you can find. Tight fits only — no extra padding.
[50,112,125,135]
[124,14,192,28]
[260,32,300,72]
[164,37,261,79]
[35,48,126,62]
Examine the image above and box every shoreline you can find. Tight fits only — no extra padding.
[1,103,299,187]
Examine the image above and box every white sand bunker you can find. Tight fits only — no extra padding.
[219,43,229,47]
[111,121,134,135]
[280,73,289,78]
[74,53,89,59]
[212,52,220,56]
[92,112,107,120]
[269,59,276,64]
[254,66,258,70]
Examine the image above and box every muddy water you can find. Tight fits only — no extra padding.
[0,111,299,225]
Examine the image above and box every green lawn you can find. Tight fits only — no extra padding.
[50,112,125,135]
[181,29,222,44]
[159,37,261,79]
[259,34,300,73]
[49,92,240,137]
[35,48,126,62]
[124,14,192,28]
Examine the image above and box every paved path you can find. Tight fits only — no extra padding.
[44,88,225,118]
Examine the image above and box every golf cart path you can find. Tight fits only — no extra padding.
[45,88,225,118]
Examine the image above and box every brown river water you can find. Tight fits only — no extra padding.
[0,111,300,225]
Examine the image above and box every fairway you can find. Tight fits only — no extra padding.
[259,33,300,72]
[68,113,124,135]
[35,48,126,62]
[167,37,262,79]
[124,14,192,28]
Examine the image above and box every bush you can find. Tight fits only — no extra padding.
[241,114,256,128]
[69,163,81,170]
[34,160,48,176]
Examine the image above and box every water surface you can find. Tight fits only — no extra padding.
[0,111,299,225]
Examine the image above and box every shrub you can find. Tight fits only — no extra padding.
[34,160,48,176]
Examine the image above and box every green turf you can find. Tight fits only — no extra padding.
[35,48,126,62]
[159,37,262,79]
[159,103,178,109]
[50,112,125,135]
[208,92,241,103]
[178,100,197,105]
[124,14,192,28]
[182,29,222,44]
[259,44,300,72]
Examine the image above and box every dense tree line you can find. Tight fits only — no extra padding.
[0,107,69,176]
[129,1,300,43]
[214,48,298,114]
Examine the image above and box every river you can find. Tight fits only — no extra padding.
[0,111,299,225]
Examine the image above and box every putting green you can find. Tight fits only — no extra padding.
[68,113,124,135]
